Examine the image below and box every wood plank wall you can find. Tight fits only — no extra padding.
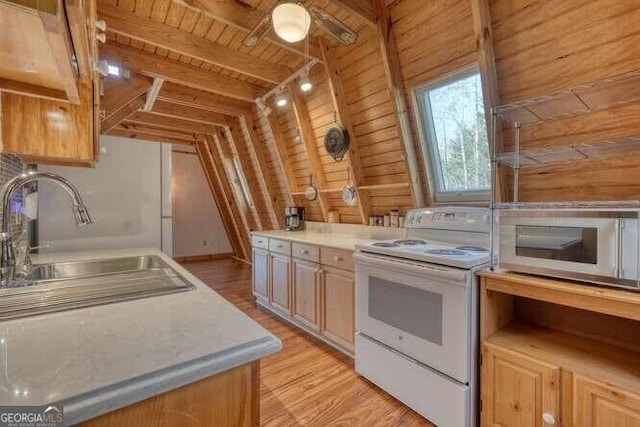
[492,0,640,201]
[248,0,640,229]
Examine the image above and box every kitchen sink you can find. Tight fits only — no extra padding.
[0,255,195,321]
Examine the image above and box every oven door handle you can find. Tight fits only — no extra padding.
[353,252,469,285]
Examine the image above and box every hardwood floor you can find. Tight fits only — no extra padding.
[182,258,433,427]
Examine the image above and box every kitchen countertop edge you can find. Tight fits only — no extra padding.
[63,336,281,425]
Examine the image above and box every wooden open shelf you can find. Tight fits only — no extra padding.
[480,270,640,322]
[496,135,640,167]
[496,70,640,126]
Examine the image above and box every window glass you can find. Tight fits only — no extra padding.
[416,70,490,202]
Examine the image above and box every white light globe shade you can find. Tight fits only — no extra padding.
[272,3,311,43]
[299,76,313,92]
[275,94,288,107]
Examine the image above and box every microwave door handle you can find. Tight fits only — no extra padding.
[615,219,624,279]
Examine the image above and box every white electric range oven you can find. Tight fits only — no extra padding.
[354,207,491,427]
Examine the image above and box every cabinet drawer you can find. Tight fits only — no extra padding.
[269,238,291,256]
[321,247,354,271]
[252,235,269,250]
[292,242,319,262]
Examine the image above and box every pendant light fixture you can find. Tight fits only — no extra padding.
[272,2,311,43]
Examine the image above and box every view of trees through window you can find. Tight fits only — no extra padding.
[419,72,490,195]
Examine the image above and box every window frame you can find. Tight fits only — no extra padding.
[412,66,491,205]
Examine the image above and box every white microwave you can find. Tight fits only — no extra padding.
[498,207,640,290]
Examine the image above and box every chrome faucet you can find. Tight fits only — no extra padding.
[0,172,92,285]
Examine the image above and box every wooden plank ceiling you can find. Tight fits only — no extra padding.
[97,0,640,262]
[97,0,377,260]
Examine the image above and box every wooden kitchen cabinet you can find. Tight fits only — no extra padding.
[321,266,354,352]
[1,83,97,164]
[292,259,320,331]
[252,248,269,302]
[479,272,640,427]
[482,342,560,427]
[269,252,291,314]
[0,0,100,165]
[573,374,640,427]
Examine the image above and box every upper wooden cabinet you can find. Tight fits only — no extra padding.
[2,83,96,163]
[0,0,100,165]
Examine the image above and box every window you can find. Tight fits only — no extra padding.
[415,69,490,203]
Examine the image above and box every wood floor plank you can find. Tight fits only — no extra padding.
[181,259,434,426]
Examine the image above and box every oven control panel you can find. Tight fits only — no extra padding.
[405,207,490,232]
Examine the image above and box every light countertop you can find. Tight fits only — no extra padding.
[0,248,281,425]
[251,229,378,251]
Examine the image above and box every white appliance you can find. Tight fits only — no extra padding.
[498,203,640,289]
[354,207,490,427]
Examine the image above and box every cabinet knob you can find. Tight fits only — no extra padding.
[96,32,106,43]
[333,256,342,262]
[301,249,309,254]
[277,245,283,249]
[542,412,556,425]
[96,19,107,31]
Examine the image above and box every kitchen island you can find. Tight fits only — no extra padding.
[0,248,281,426]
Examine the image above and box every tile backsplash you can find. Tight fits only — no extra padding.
[0,153,24,235]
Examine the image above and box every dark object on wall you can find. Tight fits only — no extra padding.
[325,125,350,161]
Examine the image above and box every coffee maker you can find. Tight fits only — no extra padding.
[285,206,305,231]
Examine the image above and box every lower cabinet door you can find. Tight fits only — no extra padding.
[321,267,354,352]
[292,259,320,331]
[573,374,640,427]
[270,253,291,313]
[252,248,269,301]
[482,342,560,427]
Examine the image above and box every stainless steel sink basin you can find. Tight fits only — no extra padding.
[0,255,195,321]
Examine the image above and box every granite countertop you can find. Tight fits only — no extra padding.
[251,229,377,251]
[0,248,281,425]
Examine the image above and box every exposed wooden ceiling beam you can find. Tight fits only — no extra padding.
[196,137,247,259]
[329,0,375,26]
[174,0,322,60]
[101,95,146,133]
[257,106,298,197]
[157,82,253,117]
[242,114,285,229]
[101,73,152,119]
[223,123,264,231]
[210,132,252,256]
[117,122,199,142]
[100,43,263,102]
[470,0,508,203]
[151,100,232,126]
[109,128,195,145]
[127,111,218,135]
[290,89,332,221]
[98,3,291,84]
[373,0,425,207]
[320,39,369,225]
[143,78,164,112]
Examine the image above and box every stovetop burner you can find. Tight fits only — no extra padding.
[372,242,400,248]
[455,246,488,252]
[394,239,426,246]
[427,249,467,256]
